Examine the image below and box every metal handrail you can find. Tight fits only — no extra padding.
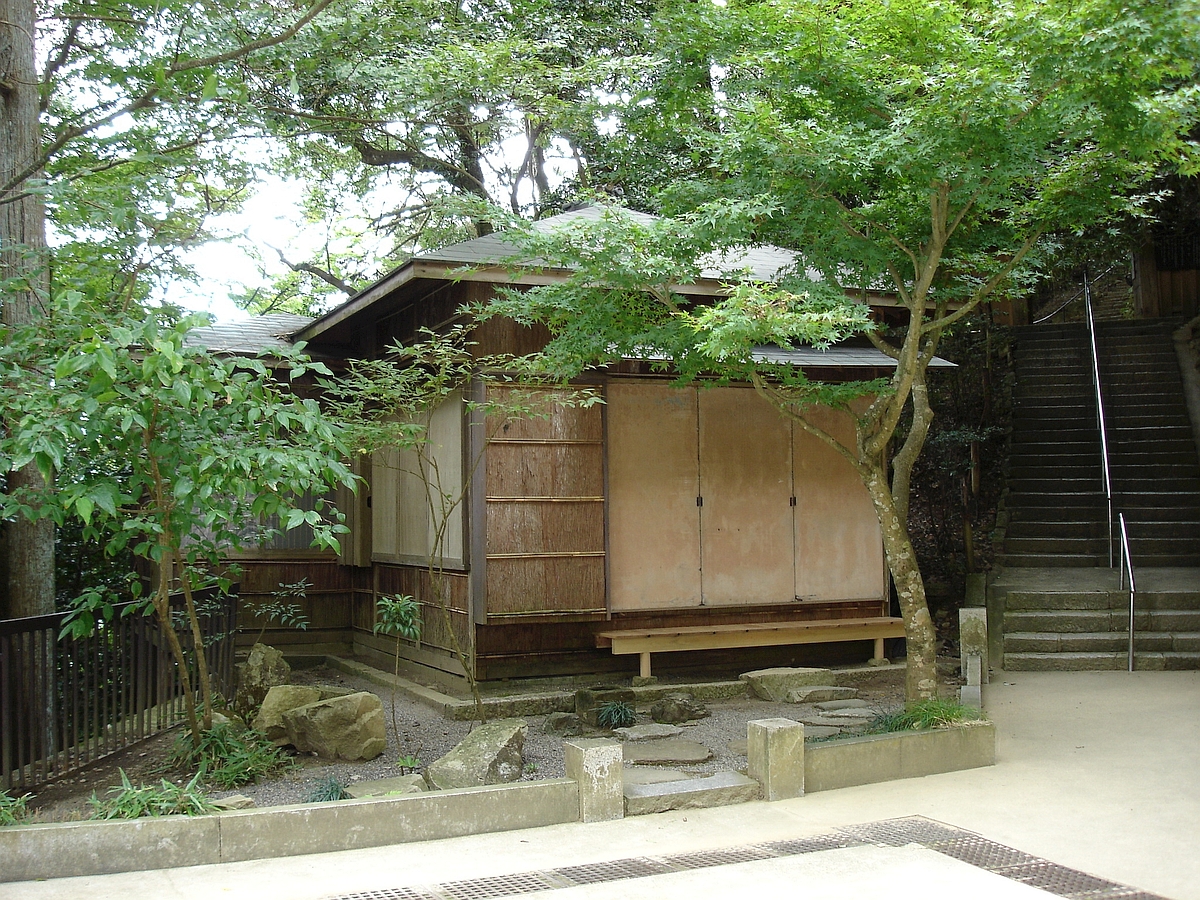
[1032,261,1122,325]
[1083,272,1114,566]
[1118,513,1137,672]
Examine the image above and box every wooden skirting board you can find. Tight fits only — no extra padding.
[595,616,907,678]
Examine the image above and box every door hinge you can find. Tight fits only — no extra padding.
[790,496,797,507]
[696,496,703,507]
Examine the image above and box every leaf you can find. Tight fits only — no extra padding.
[75,496,94,525]
[202,72,219,103]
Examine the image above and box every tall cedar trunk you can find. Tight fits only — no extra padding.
[1,0,55,617]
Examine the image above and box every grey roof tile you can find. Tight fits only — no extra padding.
[184,312,315,355]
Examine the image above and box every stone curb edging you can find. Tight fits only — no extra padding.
[0,709,992,884]
[0,778,580,884]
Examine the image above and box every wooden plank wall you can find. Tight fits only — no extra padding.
[483,386,607,618]
[350,563,473,678]
[231,554,366,655]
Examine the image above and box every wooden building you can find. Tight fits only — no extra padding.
[200,208,951,684]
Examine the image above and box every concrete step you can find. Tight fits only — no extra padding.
[623,770,761,815]
[1003,589,1200,611]
[1005,608,1200,633]
[997,552,1109,567]
[1002,631,1197,653]
[1003,651,1200,671]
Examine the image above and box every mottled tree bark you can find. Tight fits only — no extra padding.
[1,0,55,618]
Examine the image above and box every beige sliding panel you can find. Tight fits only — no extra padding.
[607,382,702,611]
[698,386,795,606]
[421,392,464,567]
[792,405,886,602]
[371,446,402,560]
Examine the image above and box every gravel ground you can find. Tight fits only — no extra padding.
[24,660,935,820]
[213,664,909,808]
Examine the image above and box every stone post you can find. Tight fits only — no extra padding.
[747,718,805,801]
[960,607,989,681]
[564,738,624,822]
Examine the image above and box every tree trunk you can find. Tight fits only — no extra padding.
[863,465,938,700]
[1,0,55,617]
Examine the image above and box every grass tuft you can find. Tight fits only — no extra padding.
[864,697,984,734]
[88,769,219,819]
[305,774,351,803]
[168,723,295,789]
[596,700,636,730]
[0,790,32,826]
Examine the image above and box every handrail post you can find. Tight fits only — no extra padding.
[1083,271,1114,567]
[1119,514,1136,672]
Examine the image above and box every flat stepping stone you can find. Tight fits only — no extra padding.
[727,738,748,756]
[346,774,427,798]
[624,771,761,815]
[803,725,842,739]
[786,686,858,704]
[623,738,713,765]
[741,667,832,701]
[814,698,869,711]
[623,766,693,785]
[820,707,877,720]
[613,723,683,742]
[798,715,862,727]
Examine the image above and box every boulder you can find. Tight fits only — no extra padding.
[649,695,710,725]
[210,710,247,732]
[233,643,291,714]
[740,667,832,702]
[253,684,322,743]
[425,719,527,790]
[785,686,858,704]
[212,794,255,810]
[282,691,387,761]
[543,712,586,737]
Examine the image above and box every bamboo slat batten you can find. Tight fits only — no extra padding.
[0,587,237,792]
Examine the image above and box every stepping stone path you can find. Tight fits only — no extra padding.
[624,771,760,815]
[622,766,692,785]
[818,707,877,720]
[786,686,858,704]
[613,723,683,742]
[623,738,713,765]
[814,699,869,711]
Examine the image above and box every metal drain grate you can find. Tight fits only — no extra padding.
[437,873,561,900]
[1001,861,1120,896]
[929,836,1042,869]
[838,816,970,847]
[553,857,675,884]
[323,817,1171,900]
[664,846,777,870]
[761,834,863,856]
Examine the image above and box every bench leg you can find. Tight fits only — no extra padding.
[873,637,885,662]
[640,652,652,679]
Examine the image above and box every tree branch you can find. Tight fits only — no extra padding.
[271,246,355,294]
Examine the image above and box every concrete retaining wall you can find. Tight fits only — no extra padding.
[0,779,578,883]
[804,723,996,792]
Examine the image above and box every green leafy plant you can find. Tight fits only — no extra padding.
[88,769,219,819]
[0,790,32,827]
[397,754,422,774]
[245,579,312,646]
[168,723,295,789]
[374,593,422,741]
[596,700,636,730]
[866,698,983,734]
[305,775,351,803]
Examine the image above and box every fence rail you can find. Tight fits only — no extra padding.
[0,588,237,793]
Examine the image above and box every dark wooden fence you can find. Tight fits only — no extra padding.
[0,588,238,793]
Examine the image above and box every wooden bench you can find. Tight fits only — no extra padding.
[595,617,907,678]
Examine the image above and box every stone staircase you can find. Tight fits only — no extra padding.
[993,319,1200,671]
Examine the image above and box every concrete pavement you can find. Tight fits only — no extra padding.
[5,670,1197,900]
